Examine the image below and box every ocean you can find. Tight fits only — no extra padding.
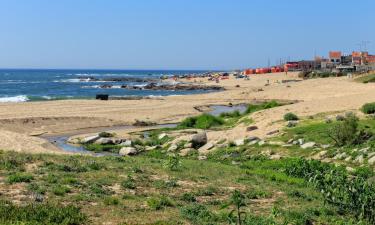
[0,69,210,102]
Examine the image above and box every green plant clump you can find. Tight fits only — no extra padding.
[178,114,224,129]
[362,103,375,114]
[0,200,87,225]
[7,173,33,184]
[283,113,299,121]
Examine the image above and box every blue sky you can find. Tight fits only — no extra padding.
[0,0,374,70]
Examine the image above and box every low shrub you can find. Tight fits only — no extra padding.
[147,196,174,210]
[181,192,197,202]
[52,185,71,196]
[121,175,136,190]
[362,103,375,114]
[103,196,120,206]
[245,100,279,114]
[283,113,299,121]
[219,110,241,118]
[7,173,33,184]
[98,132,114,138]
[328,113,373,146]
[0,200,87,225]
[178,114,224,129]
[180,203,217,224]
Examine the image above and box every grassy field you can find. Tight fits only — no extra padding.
[0,148,368,225]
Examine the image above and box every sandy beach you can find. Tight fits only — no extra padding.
[1,72,374,153]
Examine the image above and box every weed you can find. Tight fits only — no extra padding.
[7,173,33,184]
[147,196,174,210]
[284,112,299,121]
[362,103,375,114]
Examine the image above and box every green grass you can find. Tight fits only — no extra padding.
[355,73,375,83]
[362,102,375,114]
[0,149,368,224]
[84,143,122,153]
[7,173,33,184]
[178,113,225,129]
[279,118,375,146]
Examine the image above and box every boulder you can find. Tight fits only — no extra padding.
[325,117,333,124]
[354,155,364,164]
[120,140,132,147]
[81,135,100,144]
[247,136,260,142]
[270,154,282,160]
[191,132,208,149]
[234,139,245,146]
[269,141,284,146]
[336,115,345,121]
[298,138,304,145]
[321,144,331,149]
[158,133,167,140]
[359,147,370,153]
[368,156,375,165]
[246,126,258,132]
[184,142,193,148]
[287,121,298,128]
[198,155,207,161]
[301,142,316,149]
[145,146,157,151]
[198,142,215,154]
[266,130,279,135]
[95,138,114,145]
[119,147,137,156]
[344,156,352,162]
[287,138,294,144]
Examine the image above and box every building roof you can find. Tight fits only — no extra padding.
[329,51,342,59]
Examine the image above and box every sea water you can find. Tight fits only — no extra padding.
[0,69,210,102]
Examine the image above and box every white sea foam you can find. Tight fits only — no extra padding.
[0,95,29,103]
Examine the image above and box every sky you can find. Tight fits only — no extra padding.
[0,0,374,70]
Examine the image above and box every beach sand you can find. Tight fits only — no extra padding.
[0,72,374,153]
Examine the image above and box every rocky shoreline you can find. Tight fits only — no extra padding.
[98,82,224,91]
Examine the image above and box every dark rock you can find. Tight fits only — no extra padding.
[266,130,279,135]
[246,126,258,132]
[133,120,157,126]
[192,132,208,149]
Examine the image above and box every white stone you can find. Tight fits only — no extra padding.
[298,138,304,145]
[168,144,178,152]
[81,135,100,144]
[120,140,132,147]
[368,156,375,165]
[158,133,167,140]
[300,142,316,149]
[234,139,245,146]
[258,140,266,146]
[198,155,207,160]
[179,148,195,157]
[198,142,214,154]
[354,155,364,164]
[119,147,137,156]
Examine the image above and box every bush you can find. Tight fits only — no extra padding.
[52,185,71,196]
[121,175,136,189]
[7,173,33,184]
[178,114,224,129]
[180,203,217,224]
[219,110,241,118]
[0,200,87,225]
[327,113,370,146]
[181,192,197,202]
[103,196,120,205]
[98,132,114,138]
[362,103,375,114]
[147,196,174,210]
[245,100,280,114]
[283,113,299,121]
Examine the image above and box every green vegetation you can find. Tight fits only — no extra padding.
[285,158,375,223]
[0,200,87,225]
[178,101,282,130]
[84,143,121,153]
[178,113,225,129]
[245,100,280,114]
[0,149,365,224]
[98,131,114,138]
[280,115,375,146]
[362,102,375,114]
[355,73,375,83]
[7,172,33,184]
[283,112,299,121]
